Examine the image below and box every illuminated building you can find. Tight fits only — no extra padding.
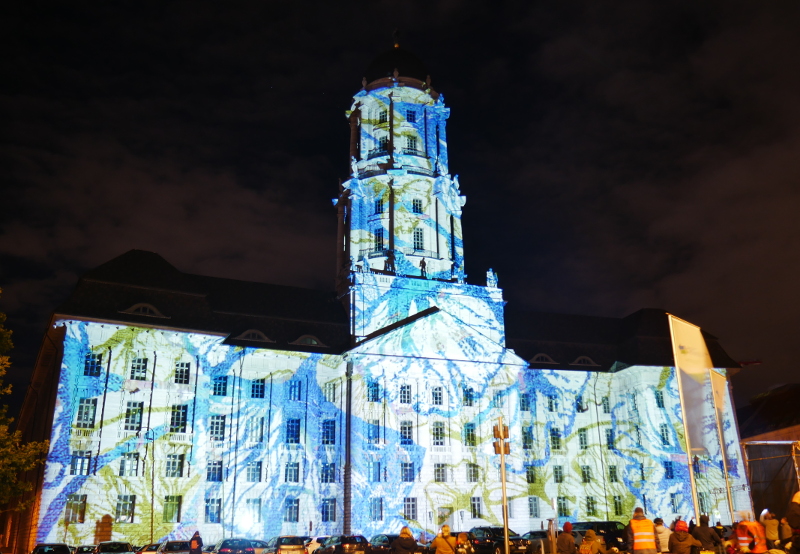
[12,46,751,550]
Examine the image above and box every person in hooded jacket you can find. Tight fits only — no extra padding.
[190,531,203,554]
[670,521,702,554]
[654,518,672,554]
[787,492,800,554]
[692,515,722,551]
[578,530,607,554]
[392,527,420,554]
[557,522,577,554]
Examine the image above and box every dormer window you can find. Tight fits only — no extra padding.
[531,353,557,364]
[120,303,168,318]
[291,335,326,347]
[570,356,599,366]
[235,329,274,343]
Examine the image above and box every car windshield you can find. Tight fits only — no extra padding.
[35,547,70,554]
[571,524,593,531]
[220,541,250,550]
[278,539,305,546]
[164,544,190,551]
[77,548,96,553]
[99,545,132,553]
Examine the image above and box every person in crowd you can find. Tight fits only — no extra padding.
[391,527,420,554]
[557,522,577,554]
[689,520,697,536]
[787,492,800,554]
[190,532,203,554]
[692,515,722,551]
[654,518,672,554]
[626,507,661,554]
[780,517,793,550]
[669,521,702,554]
[735,512,767,554]
[715,523,727,541]
[455,533,474,554]
[761,510,780,550]
[431,525,457,554]
[578,530,607,554]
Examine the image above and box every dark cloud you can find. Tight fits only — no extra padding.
[2,0,800,415]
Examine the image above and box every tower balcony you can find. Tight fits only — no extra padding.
[401,147,426,157]
[367,147,390,160]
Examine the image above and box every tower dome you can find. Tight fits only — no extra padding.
[364,46,429,84]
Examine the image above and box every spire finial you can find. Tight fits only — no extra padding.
[393,28,400,48]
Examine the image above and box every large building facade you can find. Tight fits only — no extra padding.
[11,47,751,552]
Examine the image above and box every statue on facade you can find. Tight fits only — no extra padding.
[486,268,498,288]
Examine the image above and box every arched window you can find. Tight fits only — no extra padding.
[235,329,274,343]
[570,356,598,366]
[120,303,168,318]
[530,353,557,364]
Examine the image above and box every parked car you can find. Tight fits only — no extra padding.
[31,544,72,554]
[469,527,530,554]
[272,537,309,554]
[316,536,369,554]
[97,543,136,554]
[76,546,96,554]
[208,539,255,554]
[157,542,191,554]
[570,522,627,551]
[249,541,270,554]
[140,545,162,553]
[305,538,330,554]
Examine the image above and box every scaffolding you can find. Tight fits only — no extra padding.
[742,440,800,516]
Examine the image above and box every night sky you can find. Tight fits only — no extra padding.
[2,1,799,418]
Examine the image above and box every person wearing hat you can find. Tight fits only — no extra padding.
[626,507,661,554]
[578,530,608,554]
[669,520,702,554]
[654,518,672,553]
[558,522,577,554]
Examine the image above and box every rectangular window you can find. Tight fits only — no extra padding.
[321,419,336,445]
[635,425,642,446]
[463,387,474,407]
[130,358,148,380]
[586,496,597,517]
[374,228,385,251]
[550,427,562,450]
[432,386,443,405]
[368,419,380,444]
[670,492,678,513]
[246,461,262,482]
[403,497,417,520]
[520,393,531,412]
[523,426,534,450]
[84,353,103,376]
[640,462,646,481]
[581,465,592,483]
[399,384,412,404]
[367,381,381,402]
[374,199,384,215]
[207,459,223,482]
[400,420,413,445]
[75,397,97,428]
[251,378,266,399]
[321,498,336,522]
[554,465,564,484]
[660,423,670,446]
[547,395,558,412]
[406,136,419,152]
[412,198,423,214]
[401,462,415,482]
[557,497,569,517]
[285,461,300,482]
[406,108,416,123]
[212,376,227,396]
[288,380,302,401]
[609,465,618,482]
[165,454,184,478]
[321,462,336,483]
[249,417,265,443]
[526,466,536,484]
[467,463,479,483]
[434,463,447,482]
[174,362,191,385]
[579,428,588,450]
[286,418,301,444]
[413,228,424,250]
[664,460,674,479]
[614,495,624,516]
[368,461,381,483]
[528,496,540,518]
[246,498,262,523]
[432,421,445,446]
[209,415,225,441]
[470,496,482,519]
[655,390,665,408]
[378,109,388,124]
[70,450,91,476]
[605,428,614,449]
[602,396,611,414]
[170,405,188,433]
[576,395,587,412]
[492,390,504,408]
[124,401,143,431]
[115,494,136,523]
[464,423,477,447]
[284,498,300,522]
[120,452,138,477]
[370,497,383,521]
[631,393,639,412]
[163,495,182,523]
[65,494,87,523]
[323,381,336,403]
[205,498,222,524]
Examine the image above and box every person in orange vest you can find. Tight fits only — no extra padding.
[735,512,768,554]
[625,507,661,554]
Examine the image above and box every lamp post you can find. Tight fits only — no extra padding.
[493,416,511,554]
